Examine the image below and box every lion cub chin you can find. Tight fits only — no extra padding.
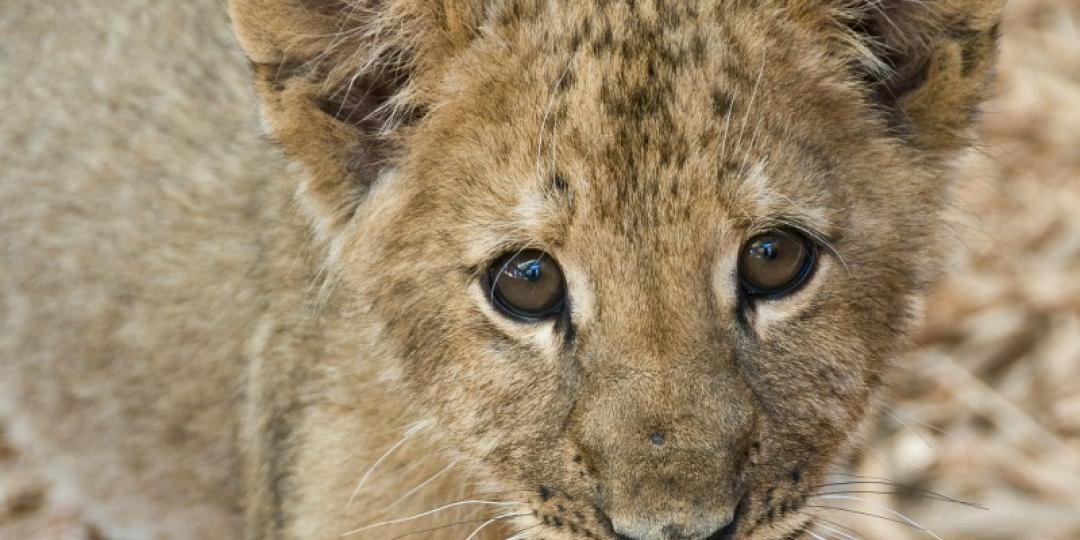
[1,0,1002,539]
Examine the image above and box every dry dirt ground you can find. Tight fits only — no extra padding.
[2,0,1078,539]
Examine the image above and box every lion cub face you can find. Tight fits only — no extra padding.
[232,1,1001,538]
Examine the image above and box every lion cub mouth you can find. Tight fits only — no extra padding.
[516,473,814,540]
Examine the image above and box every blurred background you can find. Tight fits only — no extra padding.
[834,1,1080,538]
[1,0,1078,538]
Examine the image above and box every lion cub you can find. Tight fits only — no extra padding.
[0,0,1002,539]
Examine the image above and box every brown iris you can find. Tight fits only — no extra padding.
[488,250,566,319]
[738,228,816,297]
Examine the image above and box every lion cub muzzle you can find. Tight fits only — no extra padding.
[568,362,753,540]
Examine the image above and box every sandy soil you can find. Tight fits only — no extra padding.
[2,0,1078,538]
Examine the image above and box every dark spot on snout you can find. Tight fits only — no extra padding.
[550,171,570,193]
[707,497,745,539]
[649,431,666,446]
[711,89,737,117]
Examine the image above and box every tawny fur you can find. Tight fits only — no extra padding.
[1,1,1003,539]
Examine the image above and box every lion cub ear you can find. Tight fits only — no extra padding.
[809,0,1005,152]
[229,0,482,238]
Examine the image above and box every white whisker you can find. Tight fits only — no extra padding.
[380,459,460,513]
[730,52,767,158]
[536,54,576,182]
[817,522,862,540]
[884,410,934,449]
[815,495,944,540]
[465,512,518,540]
[887,407,954,437]
[347,424,425,507]
[340,500,518,537]
[504,523,541,540]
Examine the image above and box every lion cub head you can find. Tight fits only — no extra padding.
[230,1,1002,538]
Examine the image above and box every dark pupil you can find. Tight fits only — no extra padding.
[741,231,808,292]
[492,251,565,317]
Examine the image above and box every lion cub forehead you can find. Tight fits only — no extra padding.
[397,0,876,278]
[437,3,853,202]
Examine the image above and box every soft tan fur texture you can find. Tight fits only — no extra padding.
[0,1,1003,539]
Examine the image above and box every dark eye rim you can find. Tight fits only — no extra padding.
[738,228,819,300]
[484,250,567,322]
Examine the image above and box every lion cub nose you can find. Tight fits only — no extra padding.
[612,514,734,540]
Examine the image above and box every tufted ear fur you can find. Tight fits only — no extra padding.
[797,0,1005,153]
[229,0,483,238]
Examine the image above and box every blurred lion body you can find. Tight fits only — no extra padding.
[0,2,412,538]
[0,1,1002,539]
[0,2,304,537]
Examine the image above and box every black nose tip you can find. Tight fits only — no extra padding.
[614,518,737,540]
[705,504,741,540]
[607,495,742,540]
[705,520,738,540]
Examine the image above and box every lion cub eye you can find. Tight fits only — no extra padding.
[487,250,566,320]
[738,229,817,298]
